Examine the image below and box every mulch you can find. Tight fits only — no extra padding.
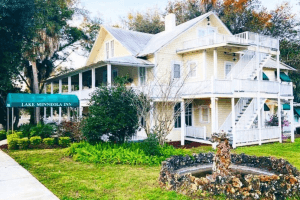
[167,141,210,149]
[0,144,8,150]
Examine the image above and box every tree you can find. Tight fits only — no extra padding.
[123,7,164,34]
[0,0,36,129]
[166,0,217,25]
[82,77,141,143]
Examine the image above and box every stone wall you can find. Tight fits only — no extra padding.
[159,153,300,199]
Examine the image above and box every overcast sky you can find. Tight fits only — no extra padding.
[79,0,299,25]
[64,0,299,70]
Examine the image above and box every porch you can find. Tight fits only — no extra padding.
[179,97,295,148]
[177,31,279,54]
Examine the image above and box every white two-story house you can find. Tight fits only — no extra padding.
[45,12,296,148]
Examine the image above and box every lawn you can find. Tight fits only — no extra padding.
[5,138,300,199]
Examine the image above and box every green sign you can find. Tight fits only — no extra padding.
[6,93,79,108]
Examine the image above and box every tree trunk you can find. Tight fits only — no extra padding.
[31,61,40,124]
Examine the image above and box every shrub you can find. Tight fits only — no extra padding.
[82,77,142,144]
[57,121,84,142]
[7,134,21,150]
[43,138,55,146]
[30,123,54,138]
[18,123,35,138]
[17,138,30,149]
[30,136,42,146]
[140,134,160,156]
[59,137,71,147]
[0,130,6,140]
[67,142,190,166]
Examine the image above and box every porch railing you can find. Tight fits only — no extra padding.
[185,126,206,139]
[179,31,279,52]
[236,127,280,144]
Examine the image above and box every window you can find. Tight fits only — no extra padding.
[103,70,107,85]
[198,28,206,37]
[113,68,118,79]
[224,62,234,78]
[200,106,209,123]
[173,63,181,78]
[188,62,197,77]
[140,116,146,127]
[105,42,109,59]
[139,67,146,86]
[110,40,114,57]
[174,103,181,128]
[185,103,192,126]
[197,27,217,37]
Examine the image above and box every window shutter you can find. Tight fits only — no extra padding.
[105,43,109,59]
[110,40,114,57]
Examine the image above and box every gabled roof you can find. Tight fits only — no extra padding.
[264,58,296,71]
[138,12,229,56]
[103,25,153,56]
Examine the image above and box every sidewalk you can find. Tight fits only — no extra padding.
[0,150,59,200]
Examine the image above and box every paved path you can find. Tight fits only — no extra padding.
[0,150,59,200]
[0,139,7,146]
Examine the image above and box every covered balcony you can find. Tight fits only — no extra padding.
[177,32,279,54]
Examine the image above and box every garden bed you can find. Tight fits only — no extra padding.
[167,141,211,149]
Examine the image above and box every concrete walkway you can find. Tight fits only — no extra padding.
[0,150,59,200]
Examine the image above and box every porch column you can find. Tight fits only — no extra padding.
[231,98,236,148]
[213,48,218,79]
[7,108,9,132]
[59,79,62,124]
[107,64,112,86]
[50,82,53,121]
[92,68,96,89]
[181,101,185,146]
[277,50,280,82]
[67,77,71,121]
[203,50,207,80]
[215,98,219,131]
[79,72,82,100]
[290,99,295,142]
[278,97,282,143]
[68,76,71,93]
[44,83,47,121]
[12,107,14,132]
[79,106,83,118]
[211,97,216,133]
[258,98,262,145]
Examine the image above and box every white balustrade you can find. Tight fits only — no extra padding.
[280,83,293,96]
[180,31,279,52]
[236,127,280,144]
[186,126,206,139]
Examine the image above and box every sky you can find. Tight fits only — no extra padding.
[63,0,299,70]
[79,0,299,25]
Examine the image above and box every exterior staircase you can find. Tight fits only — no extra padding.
[226,50,271,80]
[219,97,266,143]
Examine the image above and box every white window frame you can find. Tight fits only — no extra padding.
[110,40,114,58]
[174,103,181,129]
[199,106,210,123]
[224,61,234,78]
[138,67,147,86]
[105,42,110,59]
[172,61,182,79]
[188,61,197,78]
[197,27,218,38]
[112,68,118,81]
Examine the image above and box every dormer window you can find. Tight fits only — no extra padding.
[105,40,115,59]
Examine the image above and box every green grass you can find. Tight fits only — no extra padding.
[6,149,191,200]
[5,138,300,199]
[233,138,300,169]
